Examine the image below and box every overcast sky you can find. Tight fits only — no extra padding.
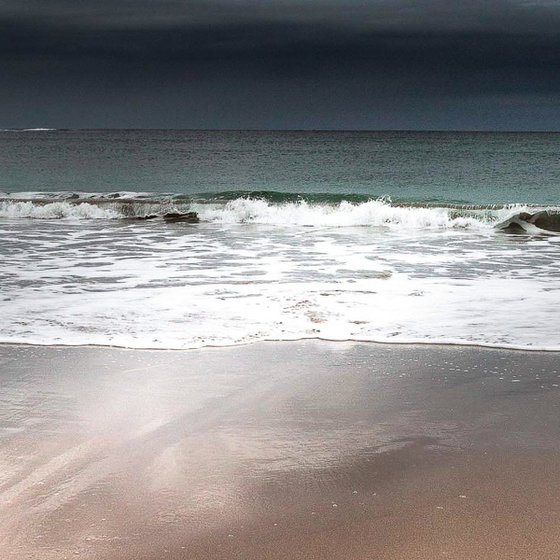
[2,0,560,129]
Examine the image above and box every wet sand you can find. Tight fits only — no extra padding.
[0,341,559,559]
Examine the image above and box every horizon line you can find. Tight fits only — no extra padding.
[3,127,560,133]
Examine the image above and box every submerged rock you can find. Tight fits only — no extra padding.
[162,211,200,223]
[135,214,158,220]
[128,211,200,222]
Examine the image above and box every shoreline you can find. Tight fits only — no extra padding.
[1,341,560,558]
[2,336,560,353]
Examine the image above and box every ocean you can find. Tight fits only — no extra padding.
[1,129,559,350]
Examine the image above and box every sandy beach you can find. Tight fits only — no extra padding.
[1,341,559,559]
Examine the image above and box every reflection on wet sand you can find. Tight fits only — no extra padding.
[1,341,560,559]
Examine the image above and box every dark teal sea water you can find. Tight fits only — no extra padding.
[1,130,559,351]
[1,129,559,205]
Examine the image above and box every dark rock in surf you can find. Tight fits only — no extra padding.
[163,211,200,223]
[527,211,560,232]
[135,214,158,220]
[498,221,527,234]
[496,210,560,234]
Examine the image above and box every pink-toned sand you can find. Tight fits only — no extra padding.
[1,341,559,559]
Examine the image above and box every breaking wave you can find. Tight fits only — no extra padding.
[0,191,557,230]
[0,201,123,219]
[195,198,524,229]
[0,128,57,132]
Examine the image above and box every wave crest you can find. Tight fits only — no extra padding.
[0,201,122,219]
[0,193,556,230]
[196,198,500,228]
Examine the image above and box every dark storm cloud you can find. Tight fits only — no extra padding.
[3,0,560,32]
[1,0,560,128]
[3,0,560,59]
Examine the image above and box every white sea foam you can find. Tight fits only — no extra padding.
[0,201,122,219]
[1,218,559,351]
[195,198,531,229]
